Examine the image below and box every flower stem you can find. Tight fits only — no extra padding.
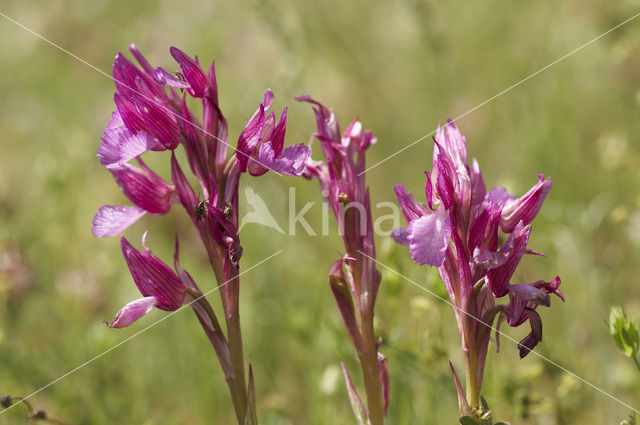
[359,312,384,425]
[633,356,640,375]
[464,348,479,409]
[203,246,247,424]
[226,271,248,424]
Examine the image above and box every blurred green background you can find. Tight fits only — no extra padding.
[1,0,640,423]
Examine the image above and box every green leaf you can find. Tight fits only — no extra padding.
[480,396,490,411]
[341,363,371,425]
[459,416,479,425]
[494,422,511,425]
[244,365,258,425]
[608,306,640,358]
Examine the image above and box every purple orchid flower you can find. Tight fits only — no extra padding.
[106,234,187,328]
[392,119,562,415]
[236,90,310,176]
[300,96,387,425]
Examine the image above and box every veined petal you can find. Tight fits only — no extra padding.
[518,309,542,358]
[114,92,147,134]
[106,296,158,328]
[393,184,429,222]
[236,104,265,172]
[487,186,514,206]
[261,88,275,111]
[391,227,409,245]
[532,275,564,301]
[170,47,208,97]
[92,205,146,237]
[433,150,456,209]
[407,205,451,266]
[470,158,486,207]
[486,221,530,297]
[270,107,287,156]
[501,174,552,233]
[434,119,468,172]
[152,67,191,89]
[171,153,199,218]
[132,95,181,150]
[113,52,166,102]
[111,163,174,214]
[296,95,341,144]
[121,236,187,310]
[253,142,311,176]
[424,171,435,210]
[98,119,159,169]
[128,44,154,75]
[509,283,550,308]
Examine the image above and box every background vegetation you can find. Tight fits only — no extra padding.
[1,0,640,423]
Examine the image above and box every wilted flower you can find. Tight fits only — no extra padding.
[393,119,562,414]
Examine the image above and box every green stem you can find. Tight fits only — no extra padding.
[204,247,247,425]
[359,312,384,425]
[633,356,640,375]
[462,311,480,410]
[464,346,479,410]
[226,271,248,424]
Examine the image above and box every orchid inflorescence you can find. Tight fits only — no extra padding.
[392,120,563,418]
[300,96,388,425]
[92,44,309,425]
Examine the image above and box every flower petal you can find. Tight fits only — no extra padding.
[236,104,265,172]
[111,163,175,214]
[391,227,409,245]
[486,221,530,297]
[132,95,181,150]
[121,236,187,310]
[152,67,191,89]
[393,184,429,222]
[253,141,311,176]
[98,115,159,169]
[92,205,146,237]
[501,174,552,233]
[407,205,451,266]
[509,283,550,308]
[270,107,287,156]
[128,44,154,75]
[470,158,486,206]
[114,92,147,134]
[170,47,208,97]
[106,296,158,328]
[434,119,468,173]
[518,309,542,358]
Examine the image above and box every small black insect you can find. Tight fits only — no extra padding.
[222,202,233,219]
[195,199,207,220]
